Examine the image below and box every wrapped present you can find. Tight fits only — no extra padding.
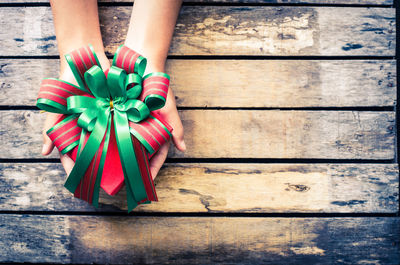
[36,44,172,212]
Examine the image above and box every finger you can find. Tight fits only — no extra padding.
[59,151,75,176]
[42,113,61,155]
[169,110,186,152]
[158,106,186,152]
[149,141,170,180]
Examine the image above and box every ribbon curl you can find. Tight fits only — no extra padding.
[37,44,172,212]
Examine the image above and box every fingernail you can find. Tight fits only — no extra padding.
[181,141,186,151]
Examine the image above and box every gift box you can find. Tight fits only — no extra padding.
[36,44,172,212]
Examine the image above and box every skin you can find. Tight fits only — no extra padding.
[43,0,185,180]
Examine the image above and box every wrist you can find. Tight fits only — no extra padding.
[144,60,166,76]
[123,43,166,75]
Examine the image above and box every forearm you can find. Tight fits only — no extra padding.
[50,0,108,74]
[124,0,182,74]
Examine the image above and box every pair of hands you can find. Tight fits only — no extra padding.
[41,58,185,180]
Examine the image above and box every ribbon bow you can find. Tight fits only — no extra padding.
[37,44,172,212]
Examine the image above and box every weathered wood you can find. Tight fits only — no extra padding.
[0,59,396,107]
[2,0,394,4]
[0,1,397,264]
[0,6,395,56]
[0,215,398,264]
[0,110,395,159]
[0,163,398,213]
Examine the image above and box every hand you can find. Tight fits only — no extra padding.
[150,86,186,179]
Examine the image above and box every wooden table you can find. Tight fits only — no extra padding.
[0,0,399,264]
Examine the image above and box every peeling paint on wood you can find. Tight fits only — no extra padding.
[0,6,395,56]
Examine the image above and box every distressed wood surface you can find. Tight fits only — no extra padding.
[1,215,398,264]
[0,163,398,213]
[0,59,396,107]
[0,0,398,264]
[1,0,393,4]
[0,110,395,159]
[0,6,395,56]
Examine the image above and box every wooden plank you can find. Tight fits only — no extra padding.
[0,215,398,264]
[0,110,395,159]
[0,59,396,107]
[1,110,396,159]
[0,163,398,213]
[1,0,393,5]
[0,6,395,56]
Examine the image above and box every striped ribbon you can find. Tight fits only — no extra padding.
[36,44,172,212]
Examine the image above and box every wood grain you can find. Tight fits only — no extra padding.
[0,110,395,159]
[1,0,393,4]
[1,215,398,264]
[0,6,395,56]
[0,1,398,265]
[0,163,398,213]
[0,59,396,107]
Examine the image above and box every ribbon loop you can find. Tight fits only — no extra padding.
[112,44,147,76]
[84,65,110,99]
[141,72,170,111]
[77,108,98,132]
[37,78,88,114]
[126,84,142,99]
[67,95,97,114]
[125,73,142,91]
[107,66,127,99]
[64,44,101,94]
[122,99,150,123]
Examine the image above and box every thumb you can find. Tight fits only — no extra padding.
[42,113,61,156]
[42,134,54,155]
